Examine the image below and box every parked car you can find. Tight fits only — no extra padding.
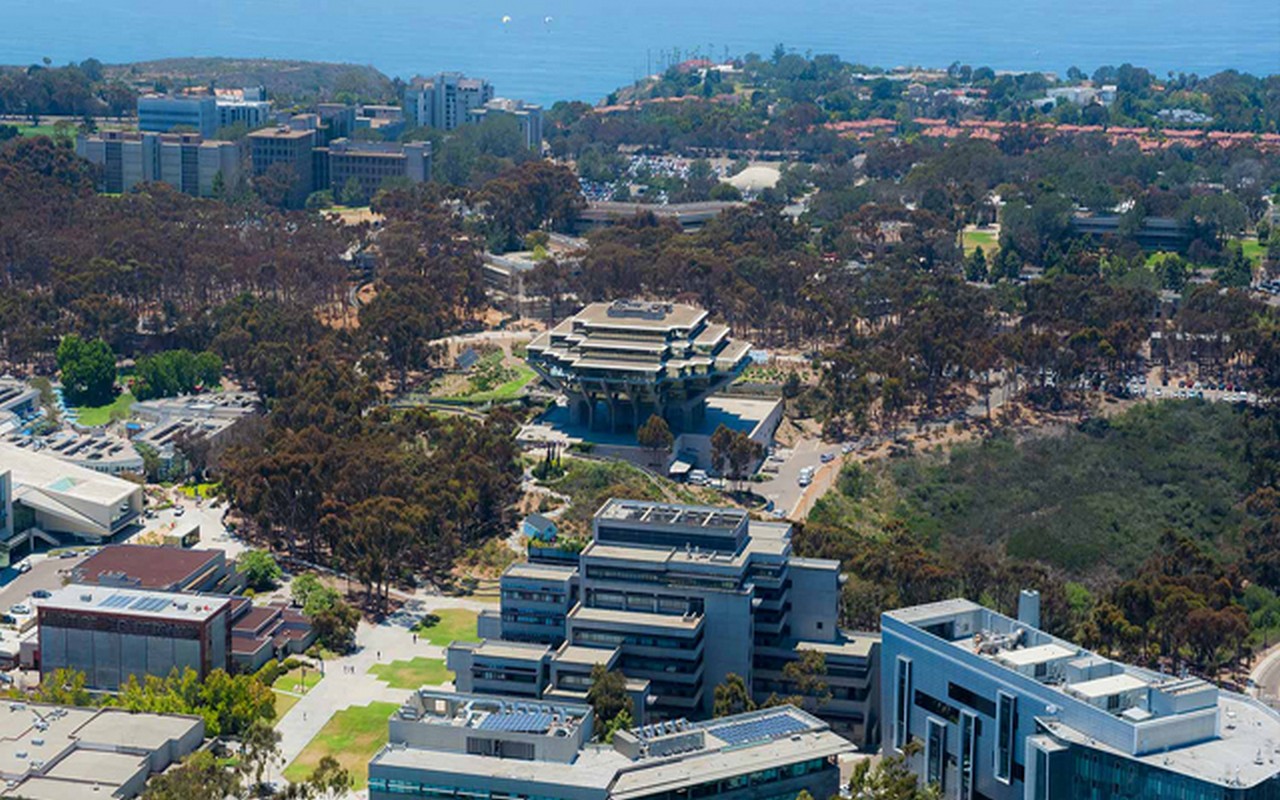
[31,589,51,599]
[820,452,836,464]
[9,604,31,616]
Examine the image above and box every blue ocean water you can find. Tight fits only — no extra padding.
[2,0,1277,105]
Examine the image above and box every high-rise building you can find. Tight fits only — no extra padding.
[447,498,881,749]
[467,97,544,149]
[368,689,854,800]
[882,596,1280,799]
[247,125,317,208]
[403,72,494,130]
[137,94,218,138]
[76,131,242,197]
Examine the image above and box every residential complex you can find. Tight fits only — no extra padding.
[137,94,218,138]
[367,689,852,800]
[76,130,243,197]
[467,97,544,149]
[403,72,494,130]
[447,498,880,749]
[0,703,204,799]
[0,441,144,556]
[527,300,753,433]
[882,595,1280,799]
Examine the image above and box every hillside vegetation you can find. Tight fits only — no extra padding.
[105,57,394,104]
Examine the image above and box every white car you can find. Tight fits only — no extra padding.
[9,604,31,616]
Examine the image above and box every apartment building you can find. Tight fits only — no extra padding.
[403,72,494,130]
[468,97,544,149]
[448,498,880,749]
[138,94,218,138]
[76,130,242,197]
[882,595,1280,799]
[367,689,852,800]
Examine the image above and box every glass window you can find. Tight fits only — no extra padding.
[926,717,946,789]
[960,710,977,800]
[996,691,1016,783]
[894,656,913,751]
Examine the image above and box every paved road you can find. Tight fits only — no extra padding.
[1251,642,1280,708]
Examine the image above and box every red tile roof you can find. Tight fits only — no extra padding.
[74,545,222,591]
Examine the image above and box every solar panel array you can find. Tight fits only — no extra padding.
[708,713,809,746]
[477,711,554,733]
[99,594,133,609]
[131,596,172,612]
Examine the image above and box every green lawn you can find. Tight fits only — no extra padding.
[16,124,69,138]
[446,363,536,404]
[273,690,300,719]
[72,391,135,426]
[961,228,998,256]
[1240,238,1264,264]
[367,657,453,689]
[272,666,323,695]
[411,608,479,646]
[283,701,397,790]
[178,482,221,499]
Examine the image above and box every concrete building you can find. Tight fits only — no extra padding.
[247,125,317,208]
[0,442,144,556]
[5,431,143,476]
[576,201,745,232]
[130,391,259,468]
[76,131,243,198]
[0,704,204,799]
[322,138,432,200]
[527,300,753,433]
[37,584,231,691]
[72,544,243,594]
[216,98,272,131]
[0,379,41,435]
[448,498,880,749]
[228,599,315,672]
[882,595,1280,799]
[403,72,494,130]
[368,689,852,800]
[467,97,544,149]
[137,94,218,138]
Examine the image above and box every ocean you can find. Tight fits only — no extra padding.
[2,0,1278,105]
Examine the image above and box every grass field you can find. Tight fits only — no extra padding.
[1240,238,1264,264]
[16,124,68,138]
[283,701,397,790]
[273,690,300,719]
[178,482,221,499]
[411,608,479,646]
[367,657,453,689]
[272,666,324,695]
[961,227,999,256]
[72,391,135,426]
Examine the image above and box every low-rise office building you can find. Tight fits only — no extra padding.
[448,498,880,749]
[5,431,143,476]
[368,689,852,800]
[76,131,242,198]
[468,97,544,149]
[882,595,1280,799]
[322,138,432,199]
[0,703,204,800]
[72,544,243,594]
[138,94,218,138]
[37,584,231,691]
[216,98,272,131]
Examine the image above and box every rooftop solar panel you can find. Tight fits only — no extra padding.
[708,713,809,745]
[100,594,133,609]
[477,711,553,733]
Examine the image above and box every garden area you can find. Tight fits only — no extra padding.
[71,390,134,426]
[283,701,398,790]
[438,350,536,404]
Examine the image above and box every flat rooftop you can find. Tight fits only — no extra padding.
[596,498,748,533]
[574,300,707,332]
[39,584,229,623]
[502,562,578,583]
[72,544,222,590]
[396,690,589,737]
[0,442,141,506]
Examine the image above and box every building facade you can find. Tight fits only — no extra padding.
[138,94,218,138]
[403,72,494,130]
[467,97,544,149]
[527,300,753,433]
[448,498,880,750]
[882,596,1280,799]
[247,126,317,208]
[76,131,242,197]
[368,689,852,800]
[37,584,231,690]
[323,138,432,200]
[216,98,272,131]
